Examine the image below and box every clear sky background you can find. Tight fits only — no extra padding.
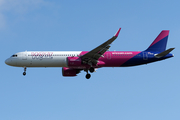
[0,0,179,120]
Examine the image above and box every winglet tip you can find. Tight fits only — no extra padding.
[114,28,121,37]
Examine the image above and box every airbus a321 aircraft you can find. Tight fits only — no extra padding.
[5,28,174,79]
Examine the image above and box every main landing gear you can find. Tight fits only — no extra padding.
[23,67,26,76]
[89,67,95,73]
[86,73,91,79]
[85,67,95,79]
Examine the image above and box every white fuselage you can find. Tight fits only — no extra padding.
[5,51,82,67]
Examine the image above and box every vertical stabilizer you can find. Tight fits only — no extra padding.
[146,30,169,52]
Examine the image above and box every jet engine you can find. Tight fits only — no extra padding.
[62,67,80,76]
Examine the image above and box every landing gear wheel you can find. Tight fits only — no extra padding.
[86,73,91,79]
[23,72,26,76]
[23,67,27,76]
[89,67,95,73]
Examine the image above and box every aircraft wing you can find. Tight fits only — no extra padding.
[80,28,121,65]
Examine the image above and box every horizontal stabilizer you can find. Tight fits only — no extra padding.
[155,48,175,58]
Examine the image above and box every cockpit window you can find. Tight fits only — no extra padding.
[11,54,17,57]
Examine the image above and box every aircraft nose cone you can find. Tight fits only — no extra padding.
[5,58,11,65]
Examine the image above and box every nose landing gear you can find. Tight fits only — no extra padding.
[23,67,26,76]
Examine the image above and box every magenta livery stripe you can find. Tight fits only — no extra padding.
[106,51,141,66]
[149,30,169,47]
[79,51,141,67]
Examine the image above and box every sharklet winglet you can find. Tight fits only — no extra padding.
[114,28,121,37]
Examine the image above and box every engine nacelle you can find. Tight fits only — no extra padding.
[62,67,77,76]
[67,57,82,67]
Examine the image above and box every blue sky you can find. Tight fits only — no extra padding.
[0,0,180,120]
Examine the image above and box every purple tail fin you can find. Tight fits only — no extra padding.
[146,30,169,52]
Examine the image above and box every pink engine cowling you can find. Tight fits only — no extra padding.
[62,67,77,76]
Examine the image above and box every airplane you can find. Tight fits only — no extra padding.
[5,28,174,79]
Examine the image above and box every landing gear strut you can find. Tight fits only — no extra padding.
[85,69,91,79]
[84,67,95,79]
[23,67,26,76]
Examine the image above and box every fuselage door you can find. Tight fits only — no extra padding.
[107,53,111,60]
[143,52,148,60]
[22,51,27,60]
